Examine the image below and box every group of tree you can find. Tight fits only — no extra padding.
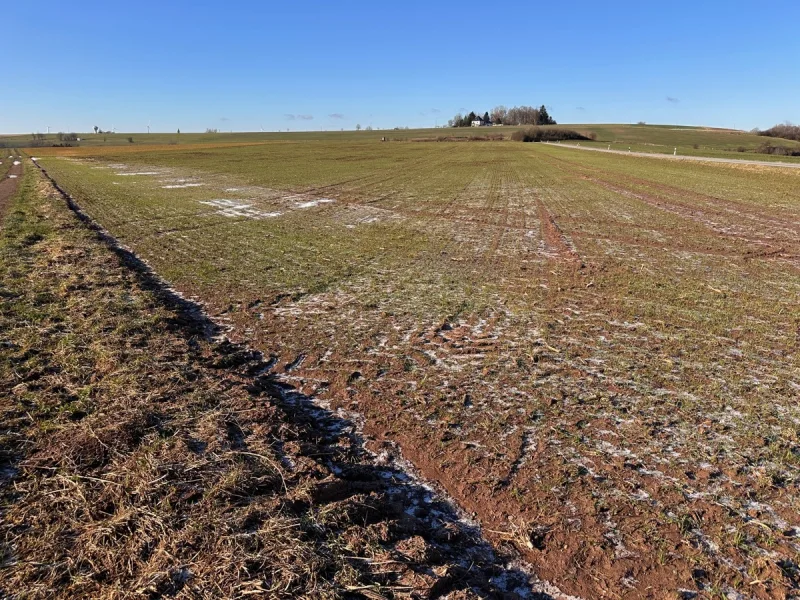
[56,132,78,142]
[449,111,492,127]
[448,105,556,127]
[93,126,113,134]
[755,122,800,142]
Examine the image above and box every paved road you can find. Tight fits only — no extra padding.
[543,142,800,169]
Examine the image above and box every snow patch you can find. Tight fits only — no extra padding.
[295,198,335,209]
[200,199,281,219]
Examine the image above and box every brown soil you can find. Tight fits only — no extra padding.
[536,199,581,264]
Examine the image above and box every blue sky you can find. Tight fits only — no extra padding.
[4,0,799,133]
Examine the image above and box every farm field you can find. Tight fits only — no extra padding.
[8,122,800,164]
[27,137,800,598]
[0,166,546,599]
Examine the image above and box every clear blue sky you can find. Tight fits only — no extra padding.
[4,0,799,133]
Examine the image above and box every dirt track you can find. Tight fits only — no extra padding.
[544,141,800,168]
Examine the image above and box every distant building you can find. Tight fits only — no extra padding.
[471,117,491,127]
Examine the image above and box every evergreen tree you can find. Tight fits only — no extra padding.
[539,105,555,125]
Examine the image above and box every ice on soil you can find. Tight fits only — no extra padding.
[8,175,17,179]
[13,161,21,166]
[162,183,205,189]
[116,172,160,176]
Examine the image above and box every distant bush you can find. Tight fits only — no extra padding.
[758,123,800,142]
[511,127,590,142]
[127,137,134,143]
[205,128,219,134]
[755,142,800,156]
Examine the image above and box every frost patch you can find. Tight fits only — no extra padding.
[116,172,160,176]
[200,199,281,219]
[295,198,335,209]
[162,183,205,189]
[13,161,21,166]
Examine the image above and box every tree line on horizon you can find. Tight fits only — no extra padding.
[448,105,556,127]
[756,122,800,142]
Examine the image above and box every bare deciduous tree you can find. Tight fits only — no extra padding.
[491,105,507,124]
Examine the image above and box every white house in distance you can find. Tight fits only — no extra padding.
[471,116,492,127]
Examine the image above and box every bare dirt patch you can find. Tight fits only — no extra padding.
[536,199,581,264]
